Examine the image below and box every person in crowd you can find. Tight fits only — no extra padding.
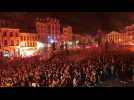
[0,48,133,87]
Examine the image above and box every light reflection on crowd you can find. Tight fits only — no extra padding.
[0,49,133,87]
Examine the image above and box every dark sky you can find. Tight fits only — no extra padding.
[1,12,134,34]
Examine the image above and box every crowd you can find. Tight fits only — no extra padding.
[0,48,133,87]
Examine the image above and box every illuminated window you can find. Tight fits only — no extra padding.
[0,42,1,49]
[3,32,7,37]
[11,40,14,46]
[27,36,29,41]
[21,36,23,41]
[29,36,32,41]
[30,43,33,47]
[35,36,37,40]
[29,36,31,41]
[33,36,34,41]
[24,36,26,41]
[10,32,13,37]
[25,43,27,47]
[32,36,34,41]
[4,40,8,46]
[34,36,36,41]
[29,42,31,47]
[27,42,29,47]
[16,33,19,37]
[16,40,19,46]
[33,43,34,46]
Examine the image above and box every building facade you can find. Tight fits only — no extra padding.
[19,32,38,57]
[0,28,20,57]
[0,27,38,57]
[124,24,134,43]
[35,17,61,47]
[103,31,132,46]
[61,26,73,42]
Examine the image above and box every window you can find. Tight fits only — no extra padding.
[34,42,36,46]
[4,40,8,46]
[34,36,36,41]
[25,43,27,47]
[29,36,31,41]
[31,36,33,41]
[27,42,29,47]
[29,37,31,41]
[10,32,13,37]
[11,40,14,46]
[33,42,35,46]
[37,36,39,40]
[30,43,33,47]
[3,32,7,37]
[16,40,19,46]
[27,36,29,41]
[21,36,23,41]
[32,43,33,46]
[29,43,31,47]
[32,36,34,41]
[16,33,19,37]
[0,43,1,49]
[24,36,26,41]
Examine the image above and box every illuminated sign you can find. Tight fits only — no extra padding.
[17,41,37,57]
[3,50,10,58]
[37,41,45,49]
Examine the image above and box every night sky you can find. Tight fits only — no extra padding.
[1,12,134,35]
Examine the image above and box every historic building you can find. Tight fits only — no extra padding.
[0,17,62,57]
[35,17,61,47]
[61,26,73,42]
[0,27,38,57]
[124,24,134,42]
[0,28,20,57]
[19,32,38,57]
[103,31,132,46]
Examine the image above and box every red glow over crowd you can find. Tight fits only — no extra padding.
[0,47,133,87]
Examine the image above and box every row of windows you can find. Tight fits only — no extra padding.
[2,32,19,37]
[20,42,36,47]
[20,36,38,41]
[36,23,60,28]
[0,41,36,47]
[0,40,20,46]
[107,36,130,41]
[37,25,60,32]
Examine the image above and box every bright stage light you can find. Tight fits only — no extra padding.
[76,40,79,44]
[16,41,37,57]
[20,48,36,57]
[128,42,134,46]
[50,39,54,44]
[67,41,72,45]
[25,50,35,57]
[37,41,45,49]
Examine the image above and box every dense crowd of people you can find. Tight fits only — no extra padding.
[0,48,133,87]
